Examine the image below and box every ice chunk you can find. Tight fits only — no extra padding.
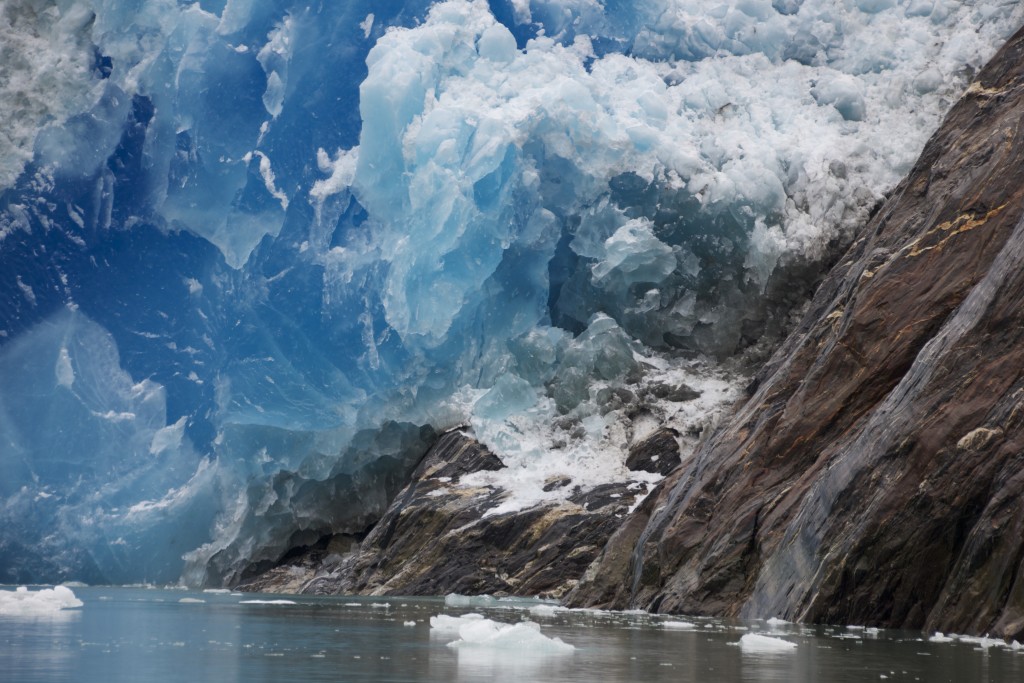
[240,599,297,605]
[812,74,867,121]
[958,635,1010,649]
[591,219,676,287]
[0,586,83,616]
[739,633,798,653]
[529,604,568,618]
[478,23,517,63]
[663,620,697,629]
[431,613,487,635]
[447,618,575,654]
[445,594,498,608]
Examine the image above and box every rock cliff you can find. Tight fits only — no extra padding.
[236,429,671,598]
[238,24,1024,640]
[569,25,1024,640]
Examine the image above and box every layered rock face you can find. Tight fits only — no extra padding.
[569,26,1024,640]
[236,430,672,598]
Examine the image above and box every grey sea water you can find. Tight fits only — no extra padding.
[1,587,1021,682]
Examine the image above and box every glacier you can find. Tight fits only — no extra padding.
[0,0,1020,586]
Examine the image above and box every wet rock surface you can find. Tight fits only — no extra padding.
[570,26,1024,640]
[625,428,683,476]
[238,430,646,599]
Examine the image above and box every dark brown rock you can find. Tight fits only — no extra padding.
[241,430,647,600]
[571,26,1024,640]
[647,382,702,403]
[625,428,682,475]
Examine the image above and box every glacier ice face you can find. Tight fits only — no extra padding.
[0,309,220,584]
[0,0,1021,585]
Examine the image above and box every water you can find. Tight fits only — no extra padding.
[1,587,1022,683]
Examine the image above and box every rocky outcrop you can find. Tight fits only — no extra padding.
[625,427,682,475]
[238,430,649,599]
[569,26,1024,640]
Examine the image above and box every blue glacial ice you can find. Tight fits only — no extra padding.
[0,0,1021,585]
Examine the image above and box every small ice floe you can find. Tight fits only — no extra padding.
[0,586,83,616]
[203,588,231,594]
[430,613,486,636]
[178,597,205,604]
[662,621,697,629]
[403,621,417,627]
[446,618,574,654]
[529,604,567,618]
[240,599,297,605]
[928,632,955,643]
[445,593,497,608]
[766,617,791,626]
[959,635,1010,650]
[738,633,798,653]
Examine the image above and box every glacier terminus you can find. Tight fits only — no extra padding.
[0,0,1021,587]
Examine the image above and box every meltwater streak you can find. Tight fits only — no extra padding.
[1,0,1022,585]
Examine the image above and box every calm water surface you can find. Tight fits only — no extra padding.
[1,587,1021,682]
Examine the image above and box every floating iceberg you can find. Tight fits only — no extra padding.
[445,617,575,653]
[663,620,697,629]
[430,612,487,635]
[739,633,798,653]
[0,0,1021,585]
[0,586,83,616]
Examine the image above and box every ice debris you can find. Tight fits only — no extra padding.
[663,620,697,629]
[739,633,798,653]
[441,616,575,654]
[431,613,487,635]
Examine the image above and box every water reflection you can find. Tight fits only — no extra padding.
[0,588,1022,683]
[0,606,80,683]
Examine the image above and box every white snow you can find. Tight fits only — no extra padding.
[0,586,83,616]
[0,2,100,188]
